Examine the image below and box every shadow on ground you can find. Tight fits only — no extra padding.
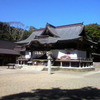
[0,87,100,100]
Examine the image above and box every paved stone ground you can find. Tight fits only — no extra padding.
[0,63,100,99]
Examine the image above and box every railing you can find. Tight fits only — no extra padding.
[55,58,93,68]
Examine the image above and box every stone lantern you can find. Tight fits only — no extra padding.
[46,51,52,74]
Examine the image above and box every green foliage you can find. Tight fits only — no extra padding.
[0,22,11,40]
[21,30,31,40]
[85,24,100,43]
[0,22,36,42]
[29,26,36,34]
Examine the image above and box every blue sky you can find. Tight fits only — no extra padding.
[0,0,100,29]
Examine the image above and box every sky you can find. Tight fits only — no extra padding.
[0,0,100,29]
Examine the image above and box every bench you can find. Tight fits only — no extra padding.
[7,63,15,69]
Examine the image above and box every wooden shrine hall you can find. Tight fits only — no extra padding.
[16,23,96,69]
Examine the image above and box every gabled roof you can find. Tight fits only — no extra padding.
[0,40,16,49]
[41,23,59,37]
[0,40,20,55]
[0,48,20,55]
[17,23,85,44]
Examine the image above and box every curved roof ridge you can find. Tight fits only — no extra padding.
[55,22,84,28]
[33,23,55,32]
[40,23,59,37]
[16,22,85,44]
[32,22,83,32]
[46,23,56,28]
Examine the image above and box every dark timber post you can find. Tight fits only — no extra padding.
[30,50,33,62]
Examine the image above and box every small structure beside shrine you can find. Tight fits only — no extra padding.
[0,40,20,66]
[16,23,96,70]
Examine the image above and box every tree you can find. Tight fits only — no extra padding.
[0,21,36,42]
[85,24,100,43]
[21,30,31,40]
[85,24,100,54]
[21,26,37,40]
[0,22,11,41]
[29,26,36,33]
[8,22,29,41]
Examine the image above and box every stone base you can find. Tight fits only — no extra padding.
[43,67,95,72]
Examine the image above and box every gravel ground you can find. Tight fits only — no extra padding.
[0,64,100,99]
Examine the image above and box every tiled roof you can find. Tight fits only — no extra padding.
[0,40,20,55]
[0,40,16,49]
[17,23,84,44]
[0,48,20,55]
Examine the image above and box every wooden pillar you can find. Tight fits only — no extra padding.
[79,62,81,68]
[30,51,33,61]
[20,60,22,65]
[69,61,71,67]
[60,61,62,67]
